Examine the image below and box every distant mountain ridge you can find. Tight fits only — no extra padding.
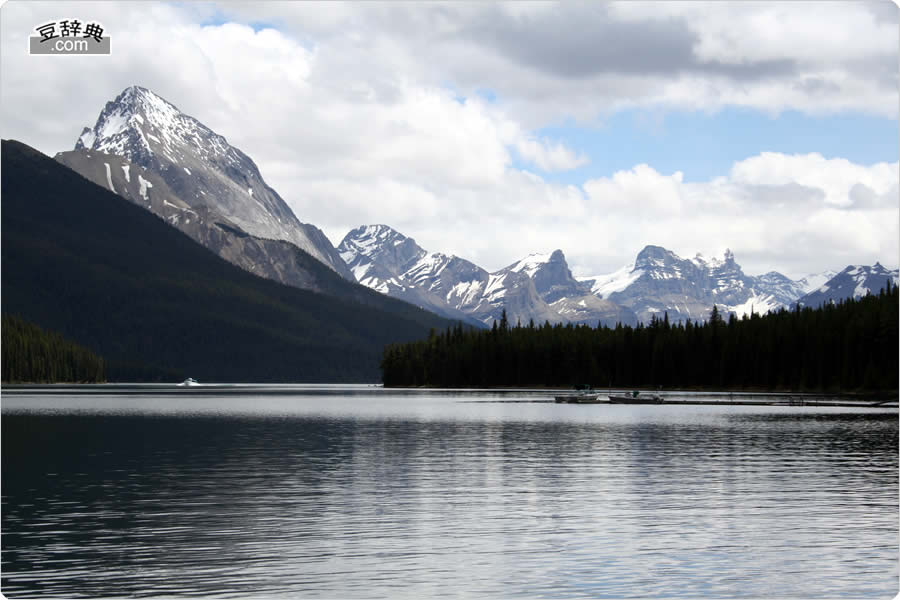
[797,264,899,308]
[56,85,355,289]
[338,225,629,327]
[341,224,891,327]
[578,245,816,323]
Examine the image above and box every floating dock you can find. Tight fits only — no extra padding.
[553,395,897,409]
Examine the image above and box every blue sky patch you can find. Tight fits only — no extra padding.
[524,108,898,184]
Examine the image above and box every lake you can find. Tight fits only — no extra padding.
[2,385,897,598]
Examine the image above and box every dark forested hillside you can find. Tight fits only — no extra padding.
[2,315,106,383]
[1,140,455,382]
[382,285,899,392]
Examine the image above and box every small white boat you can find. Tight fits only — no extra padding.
[178,377,199,386]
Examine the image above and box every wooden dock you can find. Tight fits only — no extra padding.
[553,395,897,408]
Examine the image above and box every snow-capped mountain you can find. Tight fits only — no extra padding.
[796,264,899,308]
[338,225,559,326]
[501,250,637,326]
[581,246,717,323]
[56,85,353,282]
[338,226,628,327]
[340,224,427,288]
[340,226,825,327]
[796,270,838,294]
[336,226,482,325]
[579,246,812,323]
[341,222,898,326]
[504,250,591,303]
[419,257,560,326]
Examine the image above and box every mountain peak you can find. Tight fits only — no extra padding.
[352,224,405,240]
[505,250,562,276]
[338,224,427,280]
[108,85,156,110]
[66,85,355,280]
[637,244,667,256]
[73,85,250,178]
[503,248,589,303]
[797,262,899,308]
[339,224,419,260]
[634,244,681,269]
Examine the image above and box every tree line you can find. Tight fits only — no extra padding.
[381,282,898,392]
[2,314,106,383]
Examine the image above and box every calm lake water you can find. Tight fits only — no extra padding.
[2,385,897,598]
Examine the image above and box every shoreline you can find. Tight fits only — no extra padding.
[381,384,899,397]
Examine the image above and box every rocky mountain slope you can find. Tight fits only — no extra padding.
[339,225,637,327]
[499,250,637,326]
[796,264,899,308]
[55,86,354,288]
[578,246,825,323]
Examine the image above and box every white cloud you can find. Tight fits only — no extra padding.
[0,2,896,283]
[581,153,899,277]
[729,152,899,208]
[514,136,589,172]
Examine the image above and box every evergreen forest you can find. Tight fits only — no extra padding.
[2,315,106,383]
[381,283,899,392]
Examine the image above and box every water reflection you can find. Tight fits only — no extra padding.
[2,390,897,598]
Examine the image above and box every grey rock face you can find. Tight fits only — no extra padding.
[503,250,592,303]
[549,295,639,327]
[337,227,484,325]
[796,264,899,308]
[502,250,636,326]
[596,246,812,323]
[65,85,354,281]
[54,150,333,292]
[756,271,809,307]
[339,225,427,284]
[339,225,632,327]
[604,246,712,323]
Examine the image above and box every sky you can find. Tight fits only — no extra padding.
[1,1,898,279]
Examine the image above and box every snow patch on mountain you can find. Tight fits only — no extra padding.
[507,252,556,278]
[137,173,153,201]
[578,264,644,298]
[798,270,837,293]
[103,162,115,192]
[722,293,780,319]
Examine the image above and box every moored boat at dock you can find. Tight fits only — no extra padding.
[608,391,664,404]
[555,392,604,404]
[555,384,605,403]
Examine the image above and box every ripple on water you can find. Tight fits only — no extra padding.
[2,390,897,598]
